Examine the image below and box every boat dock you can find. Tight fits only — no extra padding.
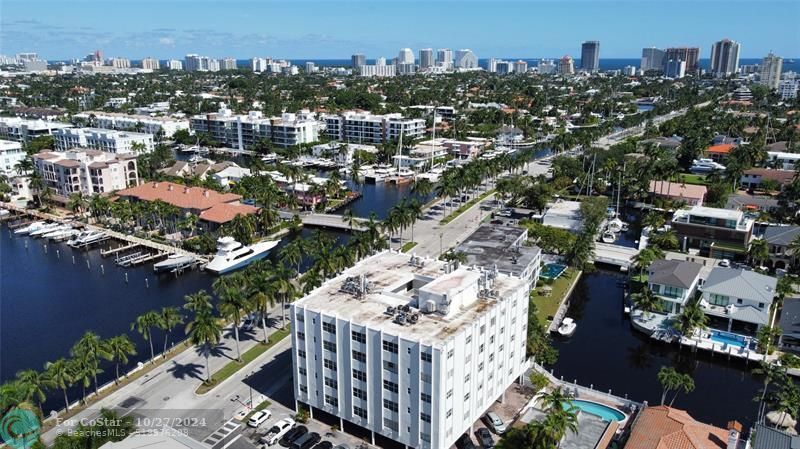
[301,213,368,232]
[122,252,167,267]
[101,243,140,257]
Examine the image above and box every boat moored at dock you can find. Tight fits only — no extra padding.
[205,236,279,274]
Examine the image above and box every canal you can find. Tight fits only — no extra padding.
[548,269,763,428]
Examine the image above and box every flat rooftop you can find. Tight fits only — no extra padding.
[455,224,540,278]
[294,251,525,346]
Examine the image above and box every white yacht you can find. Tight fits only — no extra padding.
[557,317,577,337]
[205,237,279,274]
[154,254,196,273]
[29,222,62,237]
[690,158,726,173]
[13,221,46,235]
[601,229,617,243]
[41,224,73,239]
[68,230,106,247]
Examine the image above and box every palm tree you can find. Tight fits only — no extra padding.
[673,300,708,336]
[342,208,357,231]
[633,288,662,319]
[642,211,665,230]
[748,239,769,267]
[649,229,679,251]
[104,335,137,385]
[158,307,184,357]
[67,192,88,217]
[16,368,53,416]
[131,310,161,362]
[669,372,695,406]
[184,290,213,314]
[753,361,787,421]
[71,331,109,397]
[186,310,224,383]
[217,286,250,361]
[272,266,297,329]
[45,358,73,412]
[757,325,782,355]
[70,358,93,404]
[279,240,304,273]
[658,366,682,405]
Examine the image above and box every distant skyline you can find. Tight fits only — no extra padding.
[2,0,799,60]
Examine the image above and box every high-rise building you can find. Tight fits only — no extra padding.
[559,55,574,75]
[166,59,183,70]
[219,58,237,71]
[640,47,665,72]
[514,60,528,74]
[759,52,783,90]
[376,57,387,66]
[710,39,740,77]
[305,62,318,73]
[398,48,415,65]
[109,58,131,69]
[140,57,160,70]
[537,59,556,74]
[351,54,366,69]
[495,61,513,75]
[487,58,498,73]
[664,59,686,78]
[436,49,453,68]
[665,47,700,74]
[419,48,434,69]
[779,80,798,101]
[455,49,478,69]
[580,41,600,72]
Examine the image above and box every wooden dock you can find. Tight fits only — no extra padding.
[101,243,140,257]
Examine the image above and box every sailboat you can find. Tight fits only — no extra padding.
[607,164,628,233]
[388,128,413,184]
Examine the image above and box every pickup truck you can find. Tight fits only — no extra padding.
[259,418,296,446]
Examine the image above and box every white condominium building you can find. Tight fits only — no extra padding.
[219,58,237,70]
[779,80,798,101]
[0,117,73,143]
[359,65,396,77]
[0,139,25,175]
[291,251,530,449]
[140,57,160,70]
[325,112,425,144]
[455,49,478,69]
[436,49,453,68]
[184,54,220,72]
[52,128,154,154]
[74,112,189,138]
[33,149,139,196]
[759,52,783,90]
[398,48,415,65]
[190,107,321,149]
[166,59,183,70]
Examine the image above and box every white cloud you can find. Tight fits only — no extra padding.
[158,37,175,46]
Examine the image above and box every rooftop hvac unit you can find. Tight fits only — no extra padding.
[424,300,437,313]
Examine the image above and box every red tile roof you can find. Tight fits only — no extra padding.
[117,181,241,211]
[626,406,731,449]
[706,144,735,155]
[744,168,796,185]
[649,181,708,201]
[199,202,259,224]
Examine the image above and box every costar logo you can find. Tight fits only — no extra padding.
[0,408,40,449]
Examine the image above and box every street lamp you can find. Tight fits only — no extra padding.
[247,370,255,409]
[439,232,443,257]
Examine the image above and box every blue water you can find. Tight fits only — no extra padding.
[541,263,567,279]
[563,400,626,422]
[710,330,746,348]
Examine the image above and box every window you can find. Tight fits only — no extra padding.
[447,349,454,359]
[709,293,729,306]
[383,399,398,412]
[323,359,337,370]
[322,322,336,334]
[759,302,765,309]
[421,413,431,423]
[479,344,485,353]
[353,369,367,382]
[490,336,495,344]
[421,392,431,403]
[299,367,307,376]
[500,326,505,334]
[354,406,368,419]
[478,362,484,371]
[491,317,496,325]
[324,377,338,388]
[383,360,397,372]
[446,389,453,399]
[352,350,366,363]
[297,331,305,340]
[489,354,494,362]
[465,373,470,382]
[383,380,399,393]
[498,344,504,352]
[446,409,452,418]
[383,418,398,431]
[421,352,432,363]
[323,341,337,352]
[466,335,472,344]
[421,373,432,383]
[352,330,366,343]
[298,349,306,358]
[662,285,683,298]
[447,369,454,378]
[353,387,367,400]
[325,395,338,407]
[421,433,431,442]
[480,325,486,334]
[464,393,470,401]
[382,340,398,353]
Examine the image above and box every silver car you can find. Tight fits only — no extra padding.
[482,412,507,434]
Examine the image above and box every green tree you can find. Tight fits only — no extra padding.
[104,335,137,385]
[131,311,161,362]
[186,310,224,383]
[45,358,74,413]
[633,288,663,319]
[16,368,53,417]
[71,331,110,398]
[158,307,184,357]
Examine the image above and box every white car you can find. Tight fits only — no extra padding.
[259,417,296,446]
[719,259,731,267]
[247,410,272,428]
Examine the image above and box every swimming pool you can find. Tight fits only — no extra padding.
[562,399,626,422]
[541,263,568,280]
[710,330,747,348]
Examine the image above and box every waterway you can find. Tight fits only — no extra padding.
[549,269,763,428]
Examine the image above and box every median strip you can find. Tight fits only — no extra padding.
[440,189,496,225]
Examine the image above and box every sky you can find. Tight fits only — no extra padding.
[2,0,799,60]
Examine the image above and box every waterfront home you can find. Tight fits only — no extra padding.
[699,267,777,335]
[649,180,707,206]
[73,111,190,138]
[762,225,800,270]
[310,141,378,166]
[740,168,795,191]
[752,421,800,448]
[639,136,682,151]
[671,206,754,259]
[766,151,800,170]
[626,406,744,449]
[210,165,251,187]
[725,192,780,212]
[705,143,735,163]
[454,223,542,285]
[533,199,584,233]
[0,139,25,175]
[33,149,139,200]
[648,259,703,314]
[778,298,800,353]
[158,160,237,180]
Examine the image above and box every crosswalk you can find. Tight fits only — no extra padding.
[204,420,241,447]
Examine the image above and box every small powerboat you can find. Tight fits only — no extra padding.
[557,317,577,337]
[601,230,617,243]
[153,254,196,273]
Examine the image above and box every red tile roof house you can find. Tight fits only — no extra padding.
[116,181,258,231]
[705,144,736,163]
[649,181,708,206]
[740,168,796,192]
[626,406,745,449]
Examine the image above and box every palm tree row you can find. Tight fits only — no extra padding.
[382,198,423,245]
[497,387,579,448]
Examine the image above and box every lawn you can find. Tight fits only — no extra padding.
[401,241,418,253]
[530,268,580,324]
[440,189,496,225]
[196,327,291,395]
[677,174,708,185]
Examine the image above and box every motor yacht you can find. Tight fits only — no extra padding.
[13,221,46,235]
[29,222,62,237]
[205,237,279,274]
[153,254,196,273]
[557,317,577,337]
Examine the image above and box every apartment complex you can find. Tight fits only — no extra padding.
[671,206,754,259]
[52,127,154,153]
[290,251,529,449]
[33,149,139,196]
[760,52,783,90]
[0,117,73,143]
[710,39,740,77]
[0,139,25,175]
[359,65,396,77]
[454,49,478,69]
[74,112,189,138]
[324,111,425,144]
[580,41,600,72]
[190,107,321,149]
[640,47,665,72]
[140,57,160,70]
[665,47,700,74]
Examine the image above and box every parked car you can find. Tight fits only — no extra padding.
[719,258,731,267]
[279,425,307,447]
[455,433,477,449]
[475,427,494,448]
[247,410,272,428]
[291,431,320,449]
[260,418,295,446]
[482,412,507,434]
